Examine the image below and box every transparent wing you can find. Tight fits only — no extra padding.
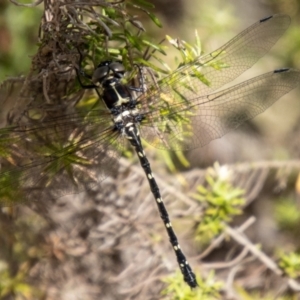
[0,14,292,206]
[140,69,300,150]
[0,110,123,206]
[138,14,290,109]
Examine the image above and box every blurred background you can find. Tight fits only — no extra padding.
[1,0,300,299]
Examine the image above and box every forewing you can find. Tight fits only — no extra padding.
[138,14,290,111]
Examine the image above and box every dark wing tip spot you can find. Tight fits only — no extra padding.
[260,15,273,23]
[274,68,290,73]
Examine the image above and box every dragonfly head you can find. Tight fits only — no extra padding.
[92,61,125,86]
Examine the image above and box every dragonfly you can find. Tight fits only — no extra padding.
[0,14,300,288]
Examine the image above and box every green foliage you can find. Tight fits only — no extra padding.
[161,270,223,300]
[0,4,41,81]
[76,0,166,73]
[0,169,23,205]
[278,251,300,278]
[193,164,245,245]
[160,149,190,174]
[0,265,43,299]
[165,31,202,66]
[274,197,300,230]
[234,286,297,300]
[0,215,45,299]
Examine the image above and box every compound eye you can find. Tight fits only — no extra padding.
[92,65,110,84]
[109,62,125,73]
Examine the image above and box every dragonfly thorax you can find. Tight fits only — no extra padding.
[94,61,142,132]
[94,61,135,111]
